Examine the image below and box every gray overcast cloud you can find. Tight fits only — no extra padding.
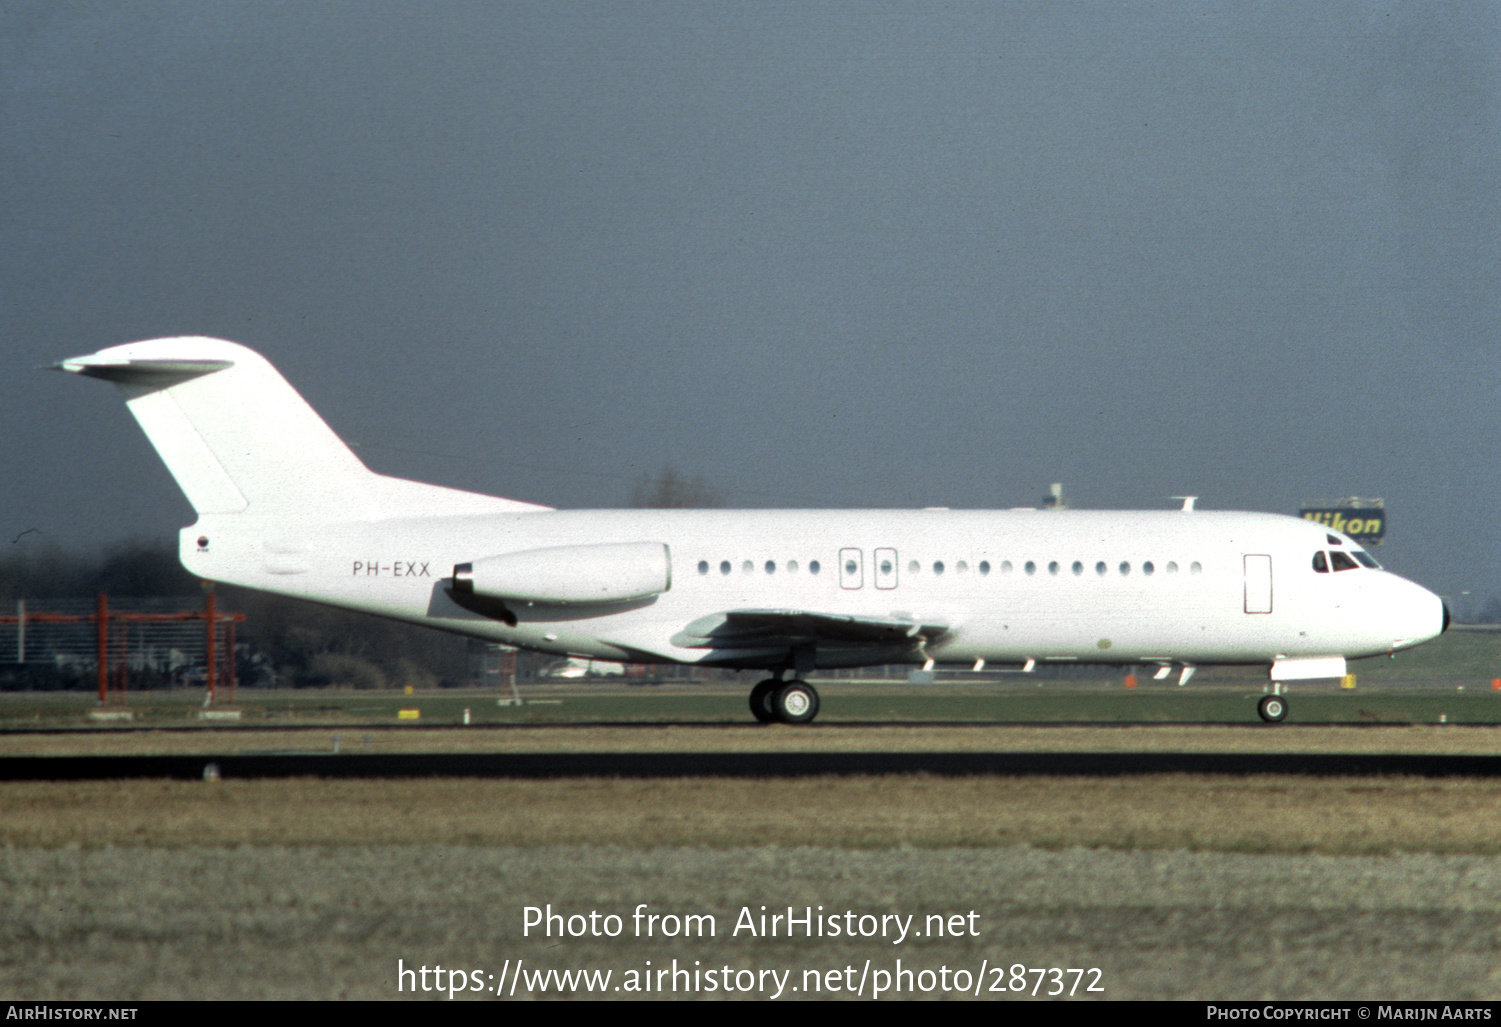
[2,2,1496,606]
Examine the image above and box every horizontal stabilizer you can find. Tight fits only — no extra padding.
[54,356,235,387]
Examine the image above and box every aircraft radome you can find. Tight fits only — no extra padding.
[56,337,1450,724]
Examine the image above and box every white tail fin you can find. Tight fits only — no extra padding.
[58,336,547,521]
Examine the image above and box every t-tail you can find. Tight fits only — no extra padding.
[55,336,548,527]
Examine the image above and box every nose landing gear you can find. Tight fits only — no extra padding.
[749,677,821,724]
[1257,694,1288,723]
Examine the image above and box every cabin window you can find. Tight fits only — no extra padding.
[1048,561,1060,575]
[933,561,945,575]
[1002,560,1013,574]
[742,560,754,574]
[720,560,731,575]
[698,560,709,575]
[979,561,991,575]
[1072,561,1084,576]
[879,557,894,575]
[1312,552,1328,573]
[1166,561,1179,574]
[1024,561,1036,575]
[1095,561,1107,576]
[1119,561,1131,576]
[909,560,920,574]
[788,560,799,573]
[1143,561,1155,576]
[809,560,821,575]
[956,561,968,574]
[1190,562,1202,575]
[1329,551,1359,572]
[765,560,776,574]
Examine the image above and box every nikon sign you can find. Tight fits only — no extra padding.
[1300,508,1386,546]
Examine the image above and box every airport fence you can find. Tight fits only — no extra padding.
[0,594,243,701]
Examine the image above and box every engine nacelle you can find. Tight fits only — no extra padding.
[451,541,670,605]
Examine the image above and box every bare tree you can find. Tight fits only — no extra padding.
[628,466,723,509]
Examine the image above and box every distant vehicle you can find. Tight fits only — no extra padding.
[57,337,1448,724]
[542,658,626,679]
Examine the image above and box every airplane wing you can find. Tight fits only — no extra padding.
[670,609,949,652]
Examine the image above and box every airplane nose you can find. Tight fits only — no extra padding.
[1384,580,1449,653]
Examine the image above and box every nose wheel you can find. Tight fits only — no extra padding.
[749,678,821,724]
[1257,694,1288,723]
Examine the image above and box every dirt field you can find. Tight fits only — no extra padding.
[4,774,1501,854]
[5,722,1501,756]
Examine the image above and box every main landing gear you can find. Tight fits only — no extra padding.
[749,677,821,724]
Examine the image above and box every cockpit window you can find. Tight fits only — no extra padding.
[1312,551,1328,573]
[1329,550,1359,572]
[1353,551,1380,569]
[1327,534,1342,546]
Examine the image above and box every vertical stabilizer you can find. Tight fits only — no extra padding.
[57,336,545,521]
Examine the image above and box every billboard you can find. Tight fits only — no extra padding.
[1299,507,1386,546]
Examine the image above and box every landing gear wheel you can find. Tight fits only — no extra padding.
[1257,694,1288,723]
[774,680,820,724]
[749,679,780,723]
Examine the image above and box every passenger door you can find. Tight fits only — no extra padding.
[1244,554,1273,614]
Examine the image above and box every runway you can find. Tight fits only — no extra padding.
[3,720,1501,778]
[4,748,1501,779]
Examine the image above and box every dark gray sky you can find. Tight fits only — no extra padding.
[3,2,1496,610]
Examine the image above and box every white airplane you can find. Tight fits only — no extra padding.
[56,336,1449,724]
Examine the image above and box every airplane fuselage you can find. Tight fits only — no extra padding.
[183,506,1443,671]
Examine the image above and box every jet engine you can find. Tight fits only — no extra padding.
[451,541,670,605]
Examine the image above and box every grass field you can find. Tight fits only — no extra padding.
[8,844,1501,1000]
[5,775,1501,1000]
